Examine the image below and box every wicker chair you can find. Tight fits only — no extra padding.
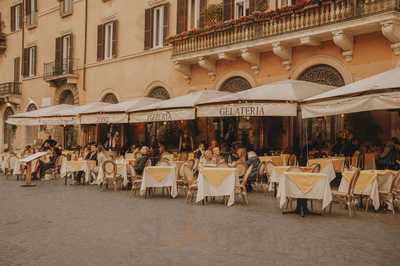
[287,154,297,166]
[265,160,277,197]
[379,172,399,214]
[309,163,321,173]
[329,168,360,216]
[102,160,123,191]
[184,164,198,203]
[253,162,266,191]
[234,165,254,205]
[393,174,400,212]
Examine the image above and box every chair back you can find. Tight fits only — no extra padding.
[236,162,247,177]
[183,164,195,185]
[256,162,266,182]
[102,160,117,178]
[241,165,254,187]
[309,163,321,173]
[287,154,297,166]
[347,168,361,196]
[351,151,361,168]
[388,172,398,193]
[265,161,276,176]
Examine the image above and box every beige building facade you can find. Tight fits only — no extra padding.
[0,0,400,151]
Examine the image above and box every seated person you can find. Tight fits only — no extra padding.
[134,146,150,176]
[200,150,214,166]
[41,135,57,150]
[212,147,225,165]
[22,145,34,157]
[245,151,260,192]
[377,138,399,170]
[85,144,98,161]
[194,142,205,160]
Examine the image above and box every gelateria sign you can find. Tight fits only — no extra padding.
[197,103,297,117]
[7,116,77,126]
[130,108,195,123]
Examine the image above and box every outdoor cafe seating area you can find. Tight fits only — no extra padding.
[1,67,400,217]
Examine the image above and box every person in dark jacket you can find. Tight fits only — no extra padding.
[245,151,260,192]
[134,146,150,176]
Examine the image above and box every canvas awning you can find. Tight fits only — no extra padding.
[7,104,75,126]
[129,90,230,123]
[196,80,333,117]
[301,67,400,118]
[80,97,162,124]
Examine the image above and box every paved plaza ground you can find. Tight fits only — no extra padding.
[0,176,399,266]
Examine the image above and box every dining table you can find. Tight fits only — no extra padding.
[278,171,332,217]
[307,158,340,181]
[196,167,238,207]
[61,159,96,184]
[140,166,178,198]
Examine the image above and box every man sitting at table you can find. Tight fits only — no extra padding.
[85,144,98,161]
[134,146,150,176]
[245,151,260,192]
[212,147,225,165]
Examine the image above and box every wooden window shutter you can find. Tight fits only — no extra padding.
[32,46,37,76]
[199,0,207,29]
[14,57,20,82]
[34,0,38,12]
[55,37,63,74]
[18,4,23,29]
[162,4,169,45]
[22,48,29,77]
[249,0,256,14]
[176,0,188,34]
[223,0,234,21]
[25,0,31,15]
[112,20,118,57]
[97,24,105,61]
[144,8,153,50]
[10,6,15,32]
[68,34,74,72]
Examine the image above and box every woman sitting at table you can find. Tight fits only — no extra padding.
[200,150,214,166]
[134,146,150,176]
[245,151,260,192]
[212,147,226,166]
[194,142,205,160]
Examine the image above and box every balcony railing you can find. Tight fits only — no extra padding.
[0,82,22,96]
[170,0,400,57]
[43,58,78,81]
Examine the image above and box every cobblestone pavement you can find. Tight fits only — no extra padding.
[0,176,399,266]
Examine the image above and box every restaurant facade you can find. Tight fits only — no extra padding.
[1,0,400,152]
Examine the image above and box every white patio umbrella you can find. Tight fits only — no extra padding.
[129,90,230,123]
[7,104,75,126]
[80,97,162,124]
[301,67,400,118]
[196,80,334,117]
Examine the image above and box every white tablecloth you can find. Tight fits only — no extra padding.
[95,161,129,186]
[339,170,380,210]
[196,167,237,207]
[60,160,93,183]
[278,172,332,210]
[140,166,177,198]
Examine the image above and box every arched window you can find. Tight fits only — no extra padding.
[59,89,75,104]
[219,76,252,92]
[3,107,15,150]
[26,104,39,146]
[148,87,170,100]
[102,93,119,104]
[298,64,345,87]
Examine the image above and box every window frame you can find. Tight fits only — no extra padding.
[28,47,36,77]
[104,22,114,60]
[234,0,249,19]
[60,0,73,17]
[11,4,22,32]
[152,5,164,49]
[189,0,201,29]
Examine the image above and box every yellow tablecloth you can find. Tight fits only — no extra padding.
[286,173,323,194]
[202,168,233,188]
[343,170,377,193]
[145,167,172,183]
[260,156,284,166]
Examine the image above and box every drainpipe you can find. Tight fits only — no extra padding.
[82,0,88,92]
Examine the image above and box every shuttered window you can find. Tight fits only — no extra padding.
[97,21,118,61]
[22,46,37,78]
[144,4,169,50]
[14,57,20,82]
[223,0,234,21]
[10,4,22,32]
[55,34,73,75]
[60,0,73,17]
[234,0,250,19]
[176,0,188,34]
[26,0,38,27]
